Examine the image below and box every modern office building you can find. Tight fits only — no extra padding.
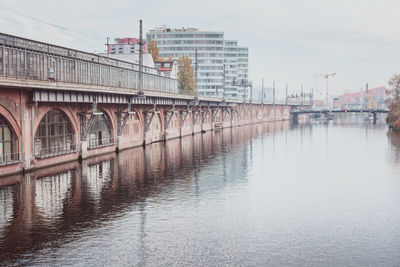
[237,46,250,99]
[146,27,249,99]
[223,40,239,99]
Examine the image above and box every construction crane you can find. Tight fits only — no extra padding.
[313,72,336,108]
[324,72,336,108]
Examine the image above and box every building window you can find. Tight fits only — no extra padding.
[34,109,75,158]
[0,115,19,165]
[88,113,114,149]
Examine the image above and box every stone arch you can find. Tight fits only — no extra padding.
[169,112,179,130]
[231,110,239,125]
[100,108,116,136]
[203,110,211,124]
[0,106,20,164]
[34,106,78,139]
[33,108,76,157]
[283,106,291,120]
[214,110,222,124]
[131,107,144,137]
[118,106,143,138]
[275,106,283,121]
[0,104,21,141]
[145,112,163,144]
[87,109,114,148]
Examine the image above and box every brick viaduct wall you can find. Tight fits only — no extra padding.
[0,88,293,177]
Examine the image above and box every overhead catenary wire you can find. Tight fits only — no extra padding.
[0,4,105,41]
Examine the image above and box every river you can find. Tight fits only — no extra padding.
[1,115,400,266]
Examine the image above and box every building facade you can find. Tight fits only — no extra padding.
[146,27,249,99]
[107,38,146,55]
[333,86,387,109]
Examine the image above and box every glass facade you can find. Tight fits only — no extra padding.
[147,28,249,100]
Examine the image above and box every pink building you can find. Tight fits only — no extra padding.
[333,86,387,109]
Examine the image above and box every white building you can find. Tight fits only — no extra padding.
[146,27,250,99]
[108,38,142,55]
[100,37,177,78]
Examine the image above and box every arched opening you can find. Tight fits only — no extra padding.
[34,109,75,158]
[88,113,113,149]
[0,115,19,165]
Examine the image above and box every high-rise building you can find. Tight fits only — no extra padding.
[223,40,238,99]
[146,27,249,99]
[237,46,249,99]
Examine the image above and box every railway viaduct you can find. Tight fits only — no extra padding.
[0,33,307,176]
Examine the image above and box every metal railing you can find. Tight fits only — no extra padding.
[34,142,77,159]
[0,32,182,95]
[0,151,22,166]
[88,137,115,150]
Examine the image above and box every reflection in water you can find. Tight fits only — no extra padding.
[34,170,73,220]
[0,118,400,266]
[86,160,113,202]
[0,187,13,237]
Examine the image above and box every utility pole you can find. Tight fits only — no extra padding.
[216,60,220,98]
[195,48,198,99]
[138,19,144,95]
[273,81,276,105]
[262,78,264,104]
[250,81,253,103]
[222,63,225,100]
[310,88,313,107]
[285,83,288,105]
[301,85,303,105]
[105,37,110,57]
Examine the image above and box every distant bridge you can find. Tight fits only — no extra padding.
[292,109,388,114]
[291,108,388,123]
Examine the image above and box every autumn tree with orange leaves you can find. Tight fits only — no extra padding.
[177,54,195,93]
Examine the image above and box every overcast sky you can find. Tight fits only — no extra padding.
[1,0,399,98]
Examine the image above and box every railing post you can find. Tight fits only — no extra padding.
[24,49,27,77]
[2,45,5,76]
[43,54,46,80]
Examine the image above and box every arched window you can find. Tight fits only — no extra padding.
[88,113,113,149]
[0,115,19,165]
[34,109,75,158]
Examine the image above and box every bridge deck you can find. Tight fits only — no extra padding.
[0,32,309,106]
[292,109,388,114]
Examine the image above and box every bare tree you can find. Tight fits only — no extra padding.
[386,74,400,127]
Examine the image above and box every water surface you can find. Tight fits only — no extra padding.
[0,115,400,266]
